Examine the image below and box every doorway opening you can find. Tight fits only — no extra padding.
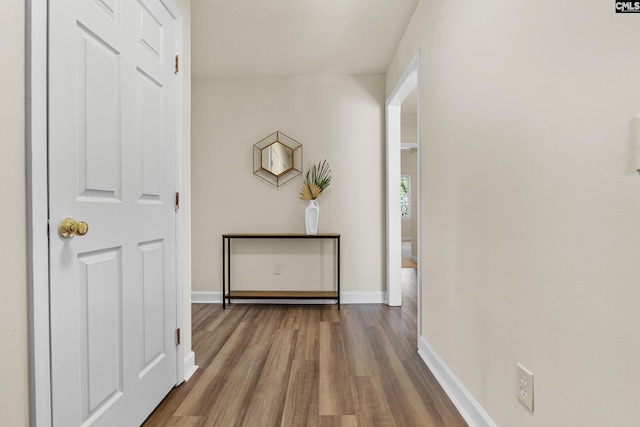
[385,50,421,342]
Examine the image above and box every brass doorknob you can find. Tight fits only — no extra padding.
[58,217,89,238]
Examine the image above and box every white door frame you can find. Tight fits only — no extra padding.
[26,2,185,425]
[385,50,422,338]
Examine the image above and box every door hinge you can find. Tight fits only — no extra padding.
[175,54,179,74]
[176,328,181,345]
[175,192,180,209]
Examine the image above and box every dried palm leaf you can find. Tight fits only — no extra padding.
[299,183,321,200]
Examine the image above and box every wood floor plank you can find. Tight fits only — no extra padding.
[292,306,321,361]
[402,357,468,427]
[373,304,416,362]
[240,328,298,427]
[320,306,341,323]
[319,322,356,416]
[365,325,442,427]
[190,304,209,331]
[142,380,198,426]
[319,415,359,427]
[352,376,397,427]
[280,306,304,330]
[192,306,252,369]
[340,308,377,377]
[280,360,320,427]
[198,345,273,425]
[164,416,209,427]
[173,321,268,418]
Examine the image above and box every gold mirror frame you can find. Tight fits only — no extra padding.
[253,131,302,187]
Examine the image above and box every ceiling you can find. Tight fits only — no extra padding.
[191,0,420,77]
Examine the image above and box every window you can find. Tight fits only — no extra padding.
[400,175,410,219]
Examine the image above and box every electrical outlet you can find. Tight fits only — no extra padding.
[273,263,282,275]
[517,363,534,412]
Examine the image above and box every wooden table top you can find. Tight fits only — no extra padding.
[222,233,340,238]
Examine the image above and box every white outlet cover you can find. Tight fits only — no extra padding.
[517,363,534,412]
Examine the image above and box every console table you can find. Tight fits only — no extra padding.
[221,233,341,309]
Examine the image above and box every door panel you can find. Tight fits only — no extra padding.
[93,0,119,21]
[139,3,163,59]
[79,248,123,418]
[137,70,164,201]
[49,1,178,425]
[77,24,121,200]
[140,239,166,374]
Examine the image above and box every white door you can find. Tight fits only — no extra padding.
[49,0,179,425]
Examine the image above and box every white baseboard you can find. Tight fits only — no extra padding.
[341,291,385,304]
[191,291,385,305]
[192,291,222,303]
[418,336,497,427]
[402,237,412,241]
[183,351,198,382]
[410,255,418,263]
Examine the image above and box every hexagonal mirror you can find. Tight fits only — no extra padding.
[253,131,302,187]
[261,141,294,177]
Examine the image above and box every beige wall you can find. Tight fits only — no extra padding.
[401,117,418,142]
[192,75,385,296]
[0,2,28,426]
[387,1,640,426]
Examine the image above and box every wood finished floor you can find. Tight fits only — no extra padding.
[143,270,467,427]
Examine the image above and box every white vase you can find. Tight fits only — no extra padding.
[305,199,319,235]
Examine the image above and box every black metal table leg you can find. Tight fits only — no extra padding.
[222,236,225,309]
[337,236,341,309]
[227,237,231,306]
